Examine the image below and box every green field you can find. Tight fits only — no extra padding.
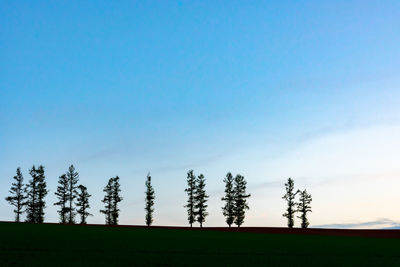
[0,222,399,266]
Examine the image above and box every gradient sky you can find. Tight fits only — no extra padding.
[1,1,400,228]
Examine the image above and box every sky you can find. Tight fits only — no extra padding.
[1,0,400,229]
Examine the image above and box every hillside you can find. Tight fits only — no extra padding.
[1,222,399,266]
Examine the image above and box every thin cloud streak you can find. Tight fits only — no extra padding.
[313,218,400,229]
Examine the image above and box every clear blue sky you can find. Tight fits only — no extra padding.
[1,1,400,228]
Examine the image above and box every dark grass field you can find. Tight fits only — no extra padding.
[1,222,400,266]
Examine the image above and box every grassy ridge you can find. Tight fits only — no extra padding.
[0,222,399,266]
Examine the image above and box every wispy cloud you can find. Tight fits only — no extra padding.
[151,153,226,173]
[249,180,283,191]
[80,147,120,162]
[295,118,400,145]
[313,218,400,229]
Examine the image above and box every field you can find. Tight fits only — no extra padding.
[1,222,400,266]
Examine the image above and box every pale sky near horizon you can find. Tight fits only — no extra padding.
[1,1,400,228]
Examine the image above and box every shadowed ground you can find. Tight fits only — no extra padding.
[0,222,399,266]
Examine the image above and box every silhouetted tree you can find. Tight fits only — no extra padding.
[194,174,209,227]
[66,165,79,224]
[100,178,113,225]
[26,166,38,223]
[111,176,122,225]
[145,173,155,226]
[54,174,69,223]
[100,176,122,225]
[36,165,47,223]
[5,167,27,222]
[26,165,48,223]
[282,177,298,228]
[76,185,92,224]
[233,174,250,227]
[184,170,196,227]
[297,189,312,228]
[221,172,235,227]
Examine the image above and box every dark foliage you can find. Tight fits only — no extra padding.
[100,176,122,225]
[184,170,196,227]
[233,174,250,227]
[66,165,79,224]
[111,176,122,225]
[194,174,209,227]
[54,174,69,223]
[26,165,48,223]
[297,189,312,228]
[282,177,298,228]
[100,178,113,225]
[76,185,92,224]
[221,172,235,227]
[145,173,155,226]
[5,168,27,222]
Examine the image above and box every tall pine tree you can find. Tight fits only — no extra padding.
[36,165,47,223]
[184,170,196,227]
[194,174,209,228]
[145,173,155,226]
[111,176,122,225]
[5,167,27,222]
[282,177,298,228]
[54,174,69,223]
[76,185,92,224]
[221,172,235,227]
[233,174,251,227]
[26,166,38,223]
[100,177,122,225]
[66,165,79,224]
[100,178,113,225]
[296,189,312,228]
[26,165,48,223]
